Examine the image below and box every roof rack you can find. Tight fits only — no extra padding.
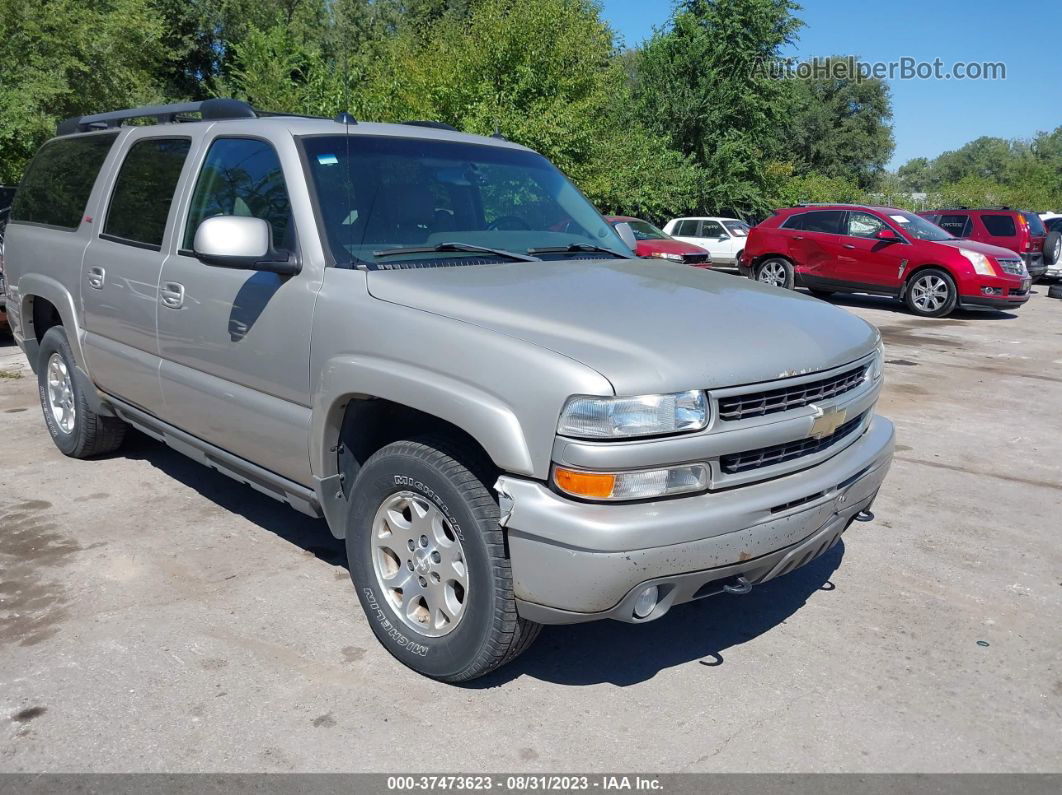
[56,98,258,136]
[401,120,460,132]
[795,202,875,210]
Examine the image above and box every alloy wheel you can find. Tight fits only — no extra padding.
[45,353,76,434]
[370,491,468,637]
[911,274,950,312]
[758,260,788,287]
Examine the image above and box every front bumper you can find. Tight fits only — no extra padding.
[959,293,1029,310]
[499,415,894,624]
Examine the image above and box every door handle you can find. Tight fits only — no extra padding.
[843,244,856,249]
[87,266,105,289]
[793,235,804,240]
[160,282,185,309]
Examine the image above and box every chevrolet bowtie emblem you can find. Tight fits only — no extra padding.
[809,406,847,439]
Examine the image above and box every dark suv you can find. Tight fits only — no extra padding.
[740,204,1031,318]
[919,207,1049,280]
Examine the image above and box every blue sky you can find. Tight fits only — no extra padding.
[601,0,1062,170]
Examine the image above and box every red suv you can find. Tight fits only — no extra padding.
[605,215,712,267]
[918,207,1048,280]
[739,204,1031,318]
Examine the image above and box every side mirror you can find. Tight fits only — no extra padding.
[875,227,902,242]
[193,216,300,275]
[613,221,638,253]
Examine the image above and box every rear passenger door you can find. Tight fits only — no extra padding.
[669,219,702,247]
[81,134,192,411]
[156,135,320,486]
[783,210,846,285]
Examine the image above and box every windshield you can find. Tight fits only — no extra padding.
[885,211,953,241]
[620,219,670,241]
[300,135,631,265]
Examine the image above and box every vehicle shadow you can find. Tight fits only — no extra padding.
[815,290,1020,320]
[121,430,347,566]
[470,540,844,688]
[120,429,843,688]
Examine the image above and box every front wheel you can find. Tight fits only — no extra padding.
[755,258,794,289]
[346,436,540,682]
[905,268,958,318]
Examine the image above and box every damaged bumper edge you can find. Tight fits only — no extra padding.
[496,415,894,624]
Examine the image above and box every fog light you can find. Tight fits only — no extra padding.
[633,585,659,618]
[981,286,1002,296]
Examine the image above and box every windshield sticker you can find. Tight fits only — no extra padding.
[890,215,910,223]
[317,154,339,165]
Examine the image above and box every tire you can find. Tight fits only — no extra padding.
[36,326,127,458]
[808,289,833,300]
[1048,284,1062,300]
[755,257,794,290]
[346,436,541,683]
[904,268,958,318]
[1044,230,1061,266]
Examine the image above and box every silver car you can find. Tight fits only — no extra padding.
[2,99,894,681]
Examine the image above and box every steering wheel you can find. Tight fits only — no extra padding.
[486,215,531,231]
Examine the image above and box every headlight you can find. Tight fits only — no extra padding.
[553,463,709,501]
[870,339,884,380]
[558,390,708,439]
[650,252,684,262]
[958,248,997,276]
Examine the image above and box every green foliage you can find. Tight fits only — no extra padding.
[783,56,894,188]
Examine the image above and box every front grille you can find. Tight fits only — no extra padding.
[717,365,867,421]
[720,412,865,474]
[996,257,1025,276]
[683,253,710,265]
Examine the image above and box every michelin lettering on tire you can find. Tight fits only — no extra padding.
[362,587,430,656]
[393,473,465,541]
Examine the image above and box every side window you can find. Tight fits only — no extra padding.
[183,138,293,251]
[981,214,1016,237]
[937,214,971,237]
[10,134,119,230]
[700,220,726,237]
[674,219,697,236]
[800,210,845,234]
[103,138,191,249]
[847,212,886,238]
[781,214,805,231]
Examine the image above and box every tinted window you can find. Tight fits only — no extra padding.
[11,134,118,230]
[847,212,886,238]
[700,220,726,237]
[798,210,845,234]
[981,214,1016,237]
[674,219,699,236]
[184,138,293,251]
[103,138,191,249]
[937,214,971,237]
[1022,212,1045,236]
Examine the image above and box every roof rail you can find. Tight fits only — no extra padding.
[56,98,257,136]
[401,120,460,132]
[795,202,874,210]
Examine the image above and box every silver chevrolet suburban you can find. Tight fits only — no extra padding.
[3,99,894,682]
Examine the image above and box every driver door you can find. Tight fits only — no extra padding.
[156,135,321,486]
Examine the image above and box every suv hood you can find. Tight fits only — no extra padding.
[366,259,878,394]
[933,239,1021,260]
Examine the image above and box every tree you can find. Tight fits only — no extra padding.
[631,0,803,216]
[784,56,894,189]
[0,0,167,183]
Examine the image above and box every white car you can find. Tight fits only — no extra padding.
[662,216,751,268]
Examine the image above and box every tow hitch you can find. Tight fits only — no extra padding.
[722,576,753,595]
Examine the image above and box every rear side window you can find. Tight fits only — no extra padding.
[183,137,293,251]
[937,214,971,237]
[674,219,698,236]
[981,214,1016,236]
[103,138,191,249]
[10,134,119,230]
[1022,212,1045,236]
[796,210,845,234]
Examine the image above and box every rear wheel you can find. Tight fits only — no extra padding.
[346,436,540,682]
[905,268,958,318]
[755,258,794,290]
[36,326,127,458]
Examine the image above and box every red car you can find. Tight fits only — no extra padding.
[739,204,1031,318]
[918,207,1048,280]
[605,215,712,267]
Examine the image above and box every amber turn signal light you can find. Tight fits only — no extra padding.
[553,468,616,499]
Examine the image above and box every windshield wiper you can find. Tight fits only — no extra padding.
[372,242,540,263]
[527,243,628,258]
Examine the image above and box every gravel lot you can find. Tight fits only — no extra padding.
[1,286,1060,773]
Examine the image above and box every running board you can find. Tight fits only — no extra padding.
[106,397,322,519]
